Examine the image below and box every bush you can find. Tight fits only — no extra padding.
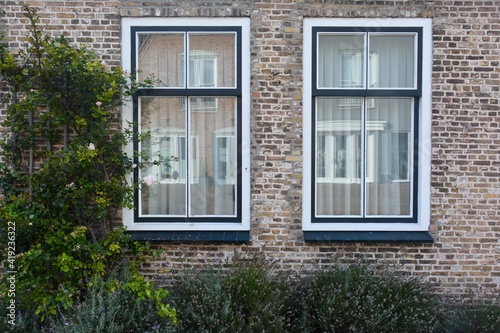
[44,270,176,333]
[0,5,176,326]
[441,298,500,333]
[171,252,292,333]
[299,260,444,333]
[0,303,40,333]
[0,270,176,333]
[2,246,497,333]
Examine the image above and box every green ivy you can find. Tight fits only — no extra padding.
[0,5,177,325]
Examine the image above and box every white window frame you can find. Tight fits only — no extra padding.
[303,18,432,232]
[122,17,250,232]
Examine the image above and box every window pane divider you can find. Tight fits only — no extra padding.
[360,98,366,217]
[312,89,420,97]
[136,88,241,97]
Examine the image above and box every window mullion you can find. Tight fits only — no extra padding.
[185,32,189,89]
[361,97,367,218]
[186,97,191,217]
[364,32,369,90]
[363,33,368,217]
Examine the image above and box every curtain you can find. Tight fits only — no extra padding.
[189,33,236,88]
[316,33,414,217]
[190,97,236,216]
[140,97,237,217]
[366,98,412,216]
[318,33,415,89]
[316,97,362,216]
[137,33,185,88]
[318,34,365,88]
[369,35,415,88]
[140,97,187,216]
[315,97,412,217]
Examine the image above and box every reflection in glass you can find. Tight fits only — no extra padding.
[318,34,365,88]
[139,97,237,217]
[190,97,236,216]
[140,97,186,215]
[316,97,362,216]
[189,33,236,88]
[369,34,415,88]
[366,98,412,216]
[137,33,184,87]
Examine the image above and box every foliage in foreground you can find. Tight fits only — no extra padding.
[170,252,292,333]
[0,5,176,326]
[298,260,445,333]
[1,251,499,332]
[441,298,500,333]
[0,269,176,333]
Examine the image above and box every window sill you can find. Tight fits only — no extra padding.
[127,231,250,243]
[303,231,433,243]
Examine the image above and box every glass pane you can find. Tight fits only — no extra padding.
[318,34,365,88]
[140,97,186,216]
[137,33,184,88]
[369,34,415,88]
[190,97,236,216]
[366,98,412,216]
[316,97,362,216]
[189,33,236,88]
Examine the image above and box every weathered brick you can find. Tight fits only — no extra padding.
[0,0,498,300]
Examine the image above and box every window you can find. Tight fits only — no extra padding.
[303,19,432,238]
[122,18,250,237]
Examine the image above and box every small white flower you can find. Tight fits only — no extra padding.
[101,61,106,66]
[125,70,131,78]
[132,164,137,169]
[143,175,155,187]
[95,101,102,107]
[88,143,95,150]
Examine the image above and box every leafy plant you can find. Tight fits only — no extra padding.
[44,269,177,333]
[172,251,292,333]
[0,269,177,333]
[299,260,444,333]
[0,5,176,326]
[441,297,500,333]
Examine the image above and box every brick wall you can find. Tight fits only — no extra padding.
[1,0,499,299]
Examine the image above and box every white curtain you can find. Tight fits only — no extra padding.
[315,33,414,217]
[140,97,187,216]
[316,97,362,216]
[315,98,412,217]
[140,97,237,217]
[190,97,236,216]
[138,33,185,88]
[318,33,415,89]
[318,34,365,88]
[188,33,236,88]
[369,35,415,88]
[366,98,412,216]
[189,56,216,88]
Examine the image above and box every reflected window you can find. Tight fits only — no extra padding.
[132,27,242,221]
[313,28,421,220]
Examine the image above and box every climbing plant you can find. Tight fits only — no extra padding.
[0,5,177,324]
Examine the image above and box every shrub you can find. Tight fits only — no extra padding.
[0,303,40,333]
[441,298,500,333]
[171,252,292,333]
[44,270,176,333]
[299,260,444,333]
[0,5,176,326]
[0,269,177,333]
